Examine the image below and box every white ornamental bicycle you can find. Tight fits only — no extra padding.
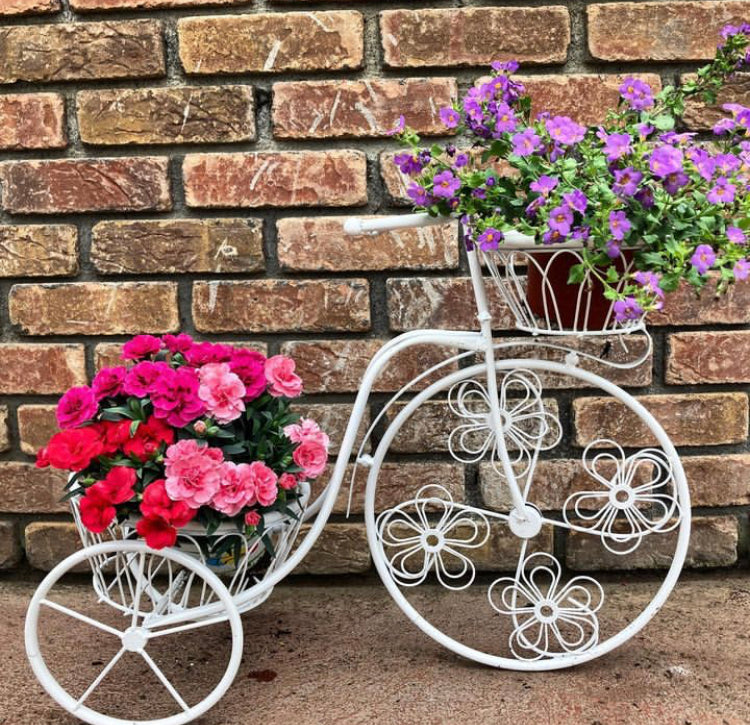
[26,212,689,724]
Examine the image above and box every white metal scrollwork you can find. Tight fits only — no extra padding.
[488,552,604,660]
[564,441,681,554]
[376,485,491,591]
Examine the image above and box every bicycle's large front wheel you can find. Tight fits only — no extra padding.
[365,359,689,670]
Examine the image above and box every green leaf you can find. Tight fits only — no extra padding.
[567,264,586,285]
[652,114,675,131]
[660,273,682,293]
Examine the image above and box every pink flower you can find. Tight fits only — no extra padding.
[121,335,162,361]
[265,355,303,398]
[184,342,234,366]
[123,361,168,398]
[198,363,246,424]
[293,439,328,479]
[229,349,267,401]
[152,367,206,428]
[56,386,99,429]
[164,439,224,509]
[284,418,330,449]
[248,461,278,507]
[211,462,256,516]
[91,366,126,400]
[162,333,194,355]
[244,510,261,527]
[278,473,298,490]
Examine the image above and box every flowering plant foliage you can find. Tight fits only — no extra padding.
[393,27,750,321]
[36,334,330,550]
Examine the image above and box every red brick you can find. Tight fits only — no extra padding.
[183,151,366,209]
[0,20,165,83]
[0,94,66,150]
[78,86,254,146]
[294,523,370,574]
[0,0,59,15]
[280,340,460,394]
[573,393,748,448]
[25,522,85,572]
[0,158,171,215]
[650,278,750,326]
[682,73,750,130]
[277,217,458,272]
[0,406,9,453]
[0,344,86,394]
[381,7,570,68]
[72,0,246,9]
[0,463,68,514]
[0,225,78,277]
[91,219,264,275]
[587,1,750,62]
[179,11,363,75]
[10,282,179,336]
[272,78,457,139]
[682,454,750,507]
[0,519,22,570]
[17,405,58,456]
[192,279,370,333]
[666,331,750,384]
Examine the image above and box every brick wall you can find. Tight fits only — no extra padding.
[0,0,749,575]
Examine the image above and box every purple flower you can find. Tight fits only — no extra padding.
[472,188,487,200]
[602,132,632,162]
[606,240,621,258]
[619,77,654,110]
[548,205,574,235]
[613,297,644,323]
[511,128,542,157]
[713,118,737,135]
[714,153,741,175]
[634,271,664,308]
[545,116,586,145]
[571,225,590,242]
[393,153,423,176]
[609,210,631,241]
[636,123,655,139]
[454,153,469,168]
[491,60,520,73]
[688,148,716,182]
[477,227,504,251]
[525,196,546,219]
[634,186,655,208]
[612,167,643,197]
[563,189,588,213]
[727,226,747,245]
[432,170,461,199]
[462,88,484,122]
[663,171,689,195]
[439,107,461,129]
[529,175,559,196]
[707,177,737,204]
[737,109,750,130]
[649,145,684,178]
[407,182,431,207]
[387,115,405,136]
[494,102,518,134]
[690,244,717,274]
[486,176,497,187]
[659,131,696,146]
[734,259,750,281]
[542,229,567,245]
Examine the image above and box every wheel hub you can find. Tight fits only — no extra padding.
[508,505,543,539]
[121,626,148,653]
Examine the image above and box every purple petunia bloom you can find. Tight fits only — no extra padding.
[563,189,588,213]
[529,175,559,196]
[432,170,461,199]
[619,77,654,111]
[649,145,684,178]
[687,148,717,182]
[525,196,546,219]
[545,116,586,146]
[634,271,665,308]
[636,123,655,139]
[511,128,542,157]
[407,182,431,207]
[609,210,631,241]
[491,60,520,74]
[737,109,750,130]
[454,153,469,168]
[727,226,747,245]
[606,240,621,259]
[613,297,644,323]
[494,102,518,134]
[713,118,737,135]
[472,188,487,200]
[612,167,643,197]
[393,153,424,176]
[690,244,717,274]
[570,225,590,242]
[439,107,462,129]
[707,177,737,204]
[715,153,742,175]
[542,229,567,245]
[462,88,485,122]
[634,186,655,208]
[659,132,697,146]
[548,205,574,235]
[734,259,750,281]
[477,227,504,251]
[602,132,632,162]
[663,171,689,195]
[387,115,405,136]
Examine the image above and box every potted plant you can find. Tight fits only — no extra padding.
[391,25,750,328]
[35,334,330,571]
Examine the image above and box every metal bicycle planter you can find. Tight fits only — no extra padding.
[26,212,689,723]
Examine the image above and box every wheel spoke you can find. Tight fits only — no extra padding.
[139,649,190,712]
[130,552,146,628]
[40,599,122,638]
[145,615,229,639]
[74,647,126,710]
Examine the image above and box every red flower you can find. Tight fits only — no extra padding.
[101,420,132,454]
[79,487,116,533]
[35,447,50,468]
[136,516,177,549]
[140,479,194,527]
[98,467,136,504]
[229,349,268,401]
[122,416,175,462]
[121,335,162,361]
[47,427,103,472]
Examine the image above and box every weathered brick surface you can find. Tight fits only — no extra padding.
[682,454,750,507]
[91,219,264,275]
[682,73,750,130]
[294,403,369,456]
[573,393,749,448]
[280,340,460,394]
[72,0,246,9]
[17,404,58,455]
[78,86,255,146]
[184,151,367,208]
[0,463,68,513]
[179,12,363,75]
[650,277,750,325]
[25,522,84,572]
[666,331,750,384]
[0,94,66,150]
[588,1,750,62]
[294,523,370,575]
[272,79,457,139]
[0,225,78,277]
[277,217,458,272]
[0,519,22,570]
[0,0,59,14]
[0,158,171,214]
[193,280,370,333]
[0,21,165,84]
[10,282,179,335]
[381,7,570,68]
[0,344,86,394]
[567,516,738,570]
[0,406,9,453]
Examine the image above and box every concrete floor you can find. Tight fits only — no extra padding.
[1,571,749,725]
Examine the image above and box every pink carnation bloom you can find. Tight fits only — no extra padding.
[212,462,256,516]
[284,418,330,449]
[56,386,99,429]
[278,473,298,491]
[91,366,127,400]
[164,439,224,509]
[152,367,206,428]
[121,335,162,361]
[184,342,234,366]
[293,439,328,479]
[265,355,303,398]
[162,333,194,355]
[244,510,261,527]
[229,349,268,401]
[123,361,169,398]
[248,461,278,507]
[198,363,247,424]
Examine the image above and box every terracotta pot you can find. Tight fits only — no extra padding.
[525,250,634,330]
